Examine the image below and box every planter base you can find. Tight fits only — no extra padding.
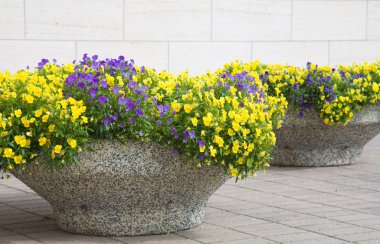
[56,202,206,236]
[13,141,228,236]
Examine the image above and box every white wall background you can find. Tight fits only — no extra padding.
[0,0,380,74]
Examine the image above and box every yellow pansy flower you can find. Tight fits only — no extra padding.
[42,115,49,122]
[48,124,55,133]
[39,137,47,146]
[54,145,62,154]
[13,155,23,164]
[191,117,198,126]
[372,83,379,93]
[171,100,181,112]
[14,109,22,118]
[202,113,213,126]
[67,138,77,148]
[4,148,14,158]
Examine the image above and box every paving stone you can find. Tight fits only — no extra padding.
[265,231,331,243]
[26,230,124,243]
[336,231,380,242]
[0,227,15,236]
[114,234,199,244]
[204,214,268,228]
[214,236,277,244]
[316,226,375,237]
[233,222,304,237]
[0,234,40,243]
[176,223,253,243]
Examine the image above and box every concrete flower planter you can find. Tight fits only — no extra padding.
[13,140,228,236]
[271,103,380,166]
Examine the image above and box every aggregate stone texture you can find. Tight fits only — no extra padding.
[12,140,229,236]
[271,103,380,166]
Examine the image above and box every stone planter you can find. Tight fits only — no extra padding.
[271,103,380,166]
[13,140,228,236]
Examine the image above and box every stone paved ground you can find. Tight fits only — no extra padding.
[1,134,380,244]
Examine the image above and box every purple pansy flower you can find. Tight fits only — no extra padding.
[199,140,205,148]
[127,81,138,89]
[88,87,98,98]
[66,74,76,86]
[101,80,108,89]
[98,96,108,104]
[129,118,136,124]
[112,86,120,94]
[136,108,144,117]
[103,117,110,126]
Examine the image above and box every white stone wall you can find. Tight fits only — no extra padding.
[0,0,379,74]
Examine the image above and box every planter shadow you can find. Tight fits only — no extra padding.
[271,103,380,166]
[13,140,228,236]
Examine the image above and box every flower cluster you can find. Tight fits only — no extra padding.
[3,55,376,179]
[0,63,88,173]
[0,55,286,180]
[219,60,380,125]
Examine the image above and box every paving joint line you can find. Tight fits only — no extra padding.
[243,177,378,200]
[226,181,380,218]
[213,189,380,231]
[208,202,357,243]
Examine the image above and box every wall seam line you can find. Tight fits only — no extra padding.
[123,0,125,40]
[210,0,213,41]
[167,42,170,72]
[75,41,78,60]
[328,41,331,66]
[366,0,369,40]
[251,42,253,62]
[23,0,26,39]
[290,0,294,41]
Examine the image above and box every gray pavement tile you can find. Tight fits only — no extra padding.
[0,227,15,236]
[9,224,60,235]
[204,214,268,228]
[284,238,350,244]
[316,226,375,237]
[265,231,332,243]
[232,222,304,237]
[204,207,238,220]
[330,213,380,222]
[278,217,332,227]
[176,223,253,243]
[26,230,124,243]
[3,219,55,229]
[301,222,358,232]
[213,236,277,243]
[0,215,48,226]
[114,234,199,244]
[208,198,266,211]
[0,234,40,243]
[358,240,380,244]
[336,231,380,242]
[349,218,380,229]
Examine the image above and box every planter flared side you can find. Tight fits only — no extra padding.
[14,141,229,236]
